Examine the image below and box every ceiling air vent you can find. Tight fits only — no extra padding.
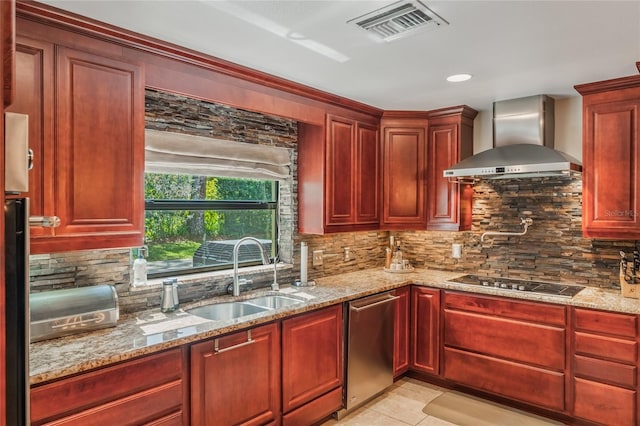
[349,0,448,42]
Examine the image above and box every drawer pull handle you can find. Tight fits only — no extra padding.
[350,294,399,312]
[214,330,254,353]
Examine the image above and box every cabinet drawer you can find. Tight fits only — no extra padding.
[444,347,565,411]
[573,377,636,426]
[39,381,183,426]
[444,309,565,370]
[444,292,565,326]
[574,355,637,388]
[574,308,637,337]
[31,348,183,424]
[575,331,637,363]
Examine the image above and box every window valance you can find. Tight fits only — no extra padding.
[145,129,291,180]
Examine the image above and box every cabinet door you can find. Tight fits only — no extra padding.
[282,304,343,413]
[381,123,427,228]
[31,348,185,425]
[581,87,640,238]
[428,122,467,231]
[356,122,380,225]
[190,323,280,426]
[6,37,54,238]
[393,286,410,377]
[326,115,355,226]
[426,107,475,231]
[410,286,440,375]
[43,46,144,253]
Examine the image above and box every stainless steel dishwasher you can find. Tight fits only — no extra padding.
[344,291,398,412]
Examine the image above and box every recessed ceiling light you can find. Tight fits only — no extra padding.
[446,74,472,82]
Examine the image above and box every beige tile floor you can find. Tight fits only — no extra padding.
[322,378,565,426]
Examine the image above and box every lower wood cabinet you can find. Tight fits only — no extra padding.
[393,286,410,377]
[410,286,441,375]
[442,292,567,412]
[190,323,280,426]
[571,308,638,426]
[30,348,186,426]
[282,304,343,425]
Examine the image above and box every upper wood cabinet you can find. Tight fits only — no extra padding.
[426,106,476,231]
[6,36,54,240]
[380,107,476,230]
[10,34,144,253]
[298,115,380,234]
[52,47,144,252]
[380,115,428,229]
[576,76,640,239]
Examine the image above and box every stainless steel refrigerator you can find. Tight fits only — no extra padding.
[5,197,29,425]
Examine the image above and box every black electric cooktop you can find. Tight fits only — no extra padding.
[448,274,585,298]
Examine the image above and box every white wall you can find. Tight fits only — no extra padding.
[472,95,583,161]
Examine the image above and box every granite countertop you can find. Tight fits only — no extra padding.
[29,267,639,385]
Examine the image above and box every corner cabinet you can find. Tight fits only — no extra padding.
[298,114,380,234]
[10,33,144,253]
[381,115,428,229]
[380,106,476,231]
[575,75,640,239]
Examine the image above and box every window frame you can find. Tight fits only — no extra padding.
[144,180,279,279]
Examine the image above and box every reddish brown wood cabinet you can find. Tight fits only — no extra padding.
[30,348,186,425]
[282,304,343,425]
[51,46,144,252]
[10,31,144,253]
[298,115,380,234]
[381,115,428,229]
[442,292,567,412]
[576,75,640,239]
[410,286,441,375]
[6,36,54,239]
[380,108,476,230]
[426,106,476,231]
[190,323,280,426]
[571,308,638,426]
[393,286,410,377]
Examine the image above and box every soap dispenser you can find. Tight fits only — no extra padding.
[133,246,148,287]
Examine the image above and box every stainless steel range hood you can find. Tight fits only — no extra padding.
[443,95,582,179]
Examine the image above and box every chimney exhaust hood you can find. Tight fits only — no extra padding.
[443,95,582,179]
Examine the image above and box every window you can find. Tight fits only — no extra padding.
[144,173,278,278]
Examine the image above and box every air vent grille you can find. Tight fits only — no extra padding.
[349,1,447,41]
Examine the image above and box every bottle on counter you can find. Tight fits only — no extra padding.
[392,240,403,269]
[132,247,148,287]
[385,247,392,269]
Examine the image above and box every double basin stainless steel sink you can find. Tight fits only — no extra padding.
[186,295,304,322]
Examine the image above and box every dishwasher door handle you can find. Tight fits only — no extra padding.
[350,294,399,312]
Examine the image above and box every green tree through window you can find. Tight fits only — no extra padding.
[144,173,277,278]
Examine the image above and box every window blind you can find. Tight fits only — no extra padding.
[145,129,291,180]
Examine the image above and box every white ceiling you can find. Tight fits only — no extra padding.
[40,0,640,112]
